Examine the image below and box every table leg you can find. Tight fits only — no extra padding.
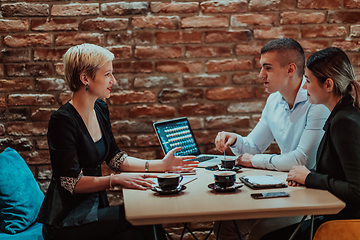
[216,221,223,240]
[310,216,314,240]
[289,215,307,240]
[153,225,158,240]
[180,223,199,240]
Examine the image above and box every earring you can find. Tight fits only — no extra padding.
[85,84,89,92]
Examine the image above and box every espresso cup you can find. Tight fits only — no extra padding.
[221,159,235,169]
[157,174,183,191]
[214,171,236,188]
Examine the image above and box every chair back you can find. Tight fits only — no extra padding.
[313,220,360,240]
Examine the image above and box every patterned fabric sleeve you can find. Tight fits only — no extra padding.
[108,151,127,172]
[60,169,84,194]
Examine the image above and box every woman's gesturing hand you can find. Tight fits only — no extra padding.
[162,147,198,172]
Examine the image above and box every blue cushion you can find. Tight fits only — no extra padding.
[0,222,43,240]
[0,148,44,234]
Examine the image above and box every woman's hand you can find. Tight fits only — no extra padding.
[162,147,198,172]
[286,165,311,186]
[215,131,237,152]
[112,173,157,190]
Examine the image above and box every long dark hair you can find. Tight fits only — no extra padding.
[306,47,360,109]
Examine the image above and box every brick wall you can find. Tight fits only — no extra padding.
[1,0,360,193]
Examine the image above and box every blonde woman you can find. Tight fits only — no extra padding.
[37,43,198,240]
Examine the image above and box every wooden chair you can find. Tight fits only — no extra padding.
[313,220,360,240]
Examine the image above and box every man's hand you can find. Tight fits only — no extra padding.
[235,153,254,167]
[215,131,237,152]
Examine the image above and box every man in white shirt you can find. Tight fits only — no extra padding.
[214,38,330,239]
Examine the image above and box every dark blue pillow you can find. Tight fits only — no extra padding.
[0,148,44,234]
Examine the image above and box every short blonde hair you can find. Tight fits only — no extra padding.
[63,43,114,92]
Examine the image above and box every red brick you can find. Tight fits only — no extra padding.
[254,86,270,99]
[3,108,29,121]
[135,46,182,59]
[156,31,201,44]
[236,42,265,55]
[179,103,223,116]
[135,134,159,147]
[206,87,252,100]
[107,46,132,60]
[0,78,33,91]
[206,59,252,73]
[55,63,64,76]
[350,25,360,38]
[112,77,132,90]
[31,19,78,31]
[205,30,251,43]
[301,26,346,38]
[227,101,265,113]
[31,107,57,121]
[0,49,30,62]
[0,124,5,136]
[328,11,360,24]
[20,150,50,165]
[0,66,4,77]
[158,89,203,103]
[59,91,72,105]
[201,0,247,13]
[6,63,53,77]
[80,18,128,31]
[113,62,152,73]
[280,12,325,24]
[108,106,128,120]
[182,16,228,28]
[51,3,99,16]
[233,72,262,85]
[298,0,341,9]
[0,19,28,33]
[35,78,68,91]
[8,122,48,136]
[0,138,34,151]
[134,76,181,88]
[33,48,67,61]
[35,139,48,150]
[109,91,155,105]
[129,105,175,118]
[4,33,51,47]
[156,61,202,73]
[151,2,198,13]
[185,46,231,58]
[298,40,329,52]
[231,14,277,27]
[111,120,153,134]
[183,74,229,87]
[205,116,250,129]
[0,96,5,108]
[345,0,360,8]
[55,33,104,46]
[108,32,153,45]
[101,2,148,16]
[249,0,295,11]
[132,16,180,29]
[254,27,299,39]
[2,2,49,17]
[332,40,360,52]
[8,94,55,106]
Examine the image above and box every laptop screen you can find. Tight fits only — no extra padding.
[153,117,201,156]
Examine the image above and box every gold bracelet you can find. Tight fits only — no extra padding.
[109,173,114,190]
[145,160,149,172]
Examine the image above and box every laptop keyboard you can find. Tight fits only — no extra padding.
[196,156,215,162]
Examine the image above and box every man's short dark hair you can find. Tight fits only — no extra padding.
[261,38,305,78]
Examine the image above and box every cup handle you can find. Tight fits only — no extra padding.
[179,175,183,183]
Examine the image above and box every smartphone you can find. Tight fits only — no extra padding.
[251,191,290,199]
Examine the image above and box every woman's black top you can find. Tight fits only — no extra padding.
[37,99,127,228]
[305,94,360,220]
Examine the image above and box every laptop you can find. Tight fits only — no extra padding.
[153,117,236,167]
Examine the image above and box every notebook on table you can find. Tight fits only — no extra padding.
[153,117,236,167]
